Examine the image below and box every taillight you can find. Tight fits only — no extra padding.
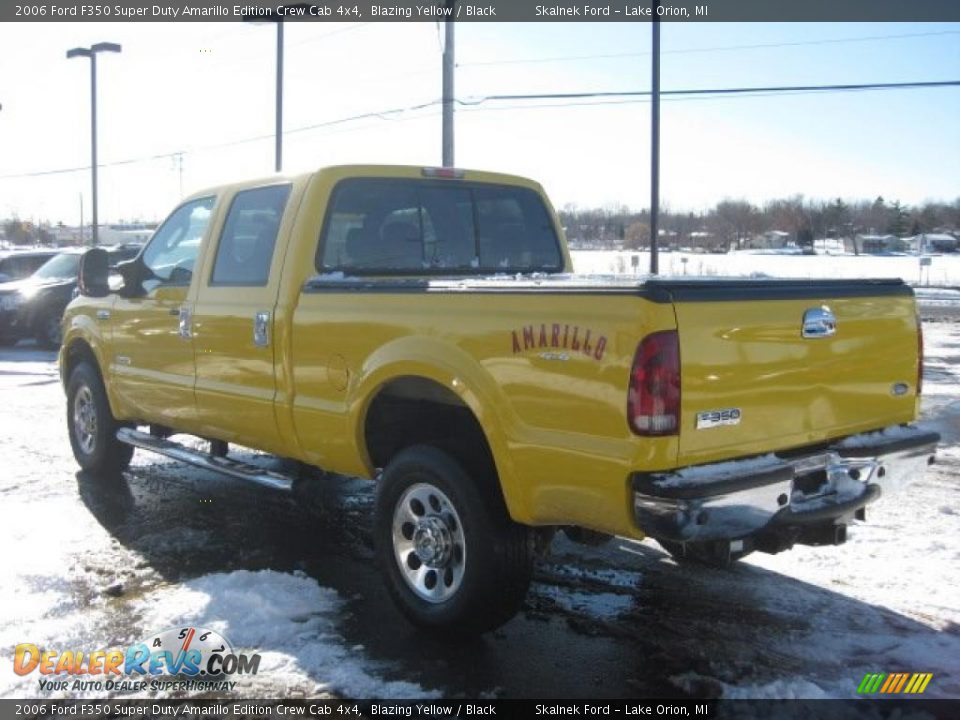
[917,320,924,396]
[628,330,681,436]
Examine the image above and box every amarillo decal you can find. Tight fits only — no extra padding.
[511,323,607,361]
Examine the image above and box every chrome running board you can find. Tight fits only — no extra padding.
[116,427,293,492]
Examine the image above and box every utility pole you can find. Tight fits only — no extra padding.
[649,13,661,275]
[66,42,122,247]
[79,193,84,244]
[441,3,455,167]
[275,22,284,173]
[243,12,285,173]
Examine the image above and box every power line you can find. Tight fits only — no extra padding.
[0,100,444,180]
[3,79,957,181]
[457,29,960,68]
[457,80,960,106]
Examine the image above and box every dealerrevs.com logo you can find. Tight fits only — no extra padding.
[15,627,261,693]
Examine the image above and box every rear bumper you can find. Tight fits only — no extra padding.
[632,425,939,544]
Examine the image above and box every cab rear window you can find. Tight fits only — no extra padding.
[317,179,562,274]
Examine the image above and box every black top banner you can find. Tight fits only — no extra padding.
[5,0,960,23]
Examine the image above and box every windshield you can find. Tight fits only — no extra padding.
[32,253,81,281]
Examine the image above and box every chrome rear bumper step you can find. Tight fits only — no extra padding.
[116,427,293,492]
[632,425,939,543]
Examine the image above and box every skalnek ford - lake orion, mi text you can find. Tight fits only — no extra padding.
[21,2,709,18]
[537,4,708,17]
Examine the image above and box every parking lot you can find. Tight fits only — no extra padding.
[1,303,958,700]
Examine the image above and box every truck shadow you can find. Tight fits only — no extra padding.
[76,459,959,699]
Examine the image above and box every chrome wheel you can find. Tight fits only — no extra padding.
[72,385,97,455]
[392,482,466,604]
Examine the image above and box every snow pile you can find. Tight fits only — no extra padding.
[132,570,437,699]
[530,583,635,622]
[656,454,782,489]
[835,424,929,449]
[0,497,436,699]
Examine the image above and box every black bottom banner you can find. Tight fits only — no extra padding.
[2,699,959,720]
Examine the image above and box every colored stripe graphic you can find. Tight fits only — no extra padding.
[894,673,910,693]
[858,673,886,694]
[857,672,932,694]
[906,673,933,694]
[880,673,898,693]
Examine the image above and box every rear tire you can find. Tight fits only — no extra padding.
[66,362,134,474]
[374,445,534,634]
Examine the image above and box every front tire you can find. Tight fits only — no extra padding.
[66,362,133,474]
[36,309,64,349]
[374,445,534,634]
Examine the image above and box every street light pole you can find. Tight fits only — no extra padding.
[67,42,121,247]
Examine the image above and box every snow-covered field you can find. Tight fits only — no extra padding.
[572,249,960,286]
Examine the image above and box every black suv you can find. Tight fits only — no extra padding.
[0,249,59,284]
[0,244,142,349]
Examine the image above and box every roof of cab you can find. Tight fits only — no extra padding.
[183,164,545,203]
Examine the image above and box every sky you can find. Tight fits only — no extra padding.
[0,20,958,225]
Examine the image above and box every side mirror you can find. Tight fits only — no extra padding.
[78,248,110,297]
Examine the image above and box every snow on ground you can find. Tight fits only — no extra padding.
[572,249,960,286]
[132,571,435,699]
[0,499,436,700]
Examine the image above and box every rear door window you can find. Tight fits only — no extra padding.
[318,179,561,274]
[211,184,291,285]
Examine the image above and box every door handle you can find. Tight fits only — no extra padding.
[254,311,270,347]
[178,307,192,339]
[169,307,180,316]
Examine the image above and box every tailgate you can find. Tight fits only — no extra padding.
[662,279,919,466]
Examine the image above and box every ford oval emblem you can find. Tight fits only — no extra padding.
[802,306,836,339]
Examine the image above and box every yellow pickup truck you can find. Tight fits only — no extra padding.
[60,165,938,633]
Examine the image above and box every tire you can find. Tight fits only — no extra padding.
[658,538,752,568]
[66,362,134,474]
[374,445,534,634]
[35,309,64,350]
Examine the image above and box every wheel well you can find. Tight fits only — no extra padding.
[62,339,100,387]
[364,376,500,488]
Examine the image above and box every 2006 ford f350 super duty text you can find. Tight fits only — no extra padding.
[60,165,938,632]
